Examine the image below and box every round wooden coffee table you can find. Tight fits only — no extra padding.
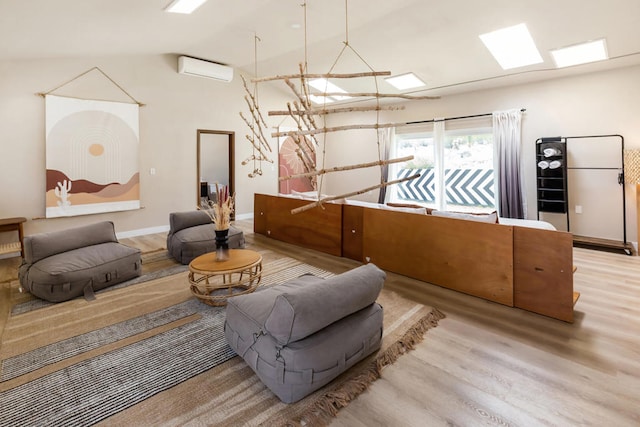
[188,249,263,306]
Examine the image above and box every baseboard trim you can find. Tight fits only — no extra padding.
[0,251,20,260]
[116,225,170,239]
[114,213,253,239]
[235,212,253,221]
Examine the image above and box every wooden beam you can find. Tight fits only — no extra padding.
[252,70,392,83]
[279,155,414,181]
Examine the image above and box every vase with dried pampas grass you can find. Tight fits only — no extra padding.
[200,184,235,261]
[200,184,234,231]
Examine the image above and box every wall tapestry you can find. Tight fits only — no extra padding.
[278,134,317,194]
[45,94,140,218]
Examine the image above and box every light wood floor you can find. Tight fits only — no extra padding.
[1,220,639,426]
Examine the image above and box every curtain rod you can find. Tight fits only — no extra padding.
[405,108,526,126]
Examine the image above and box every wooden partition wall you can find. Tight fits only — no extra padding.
[344,205,515,306]
[254,194,343,257]
[255,194,576,322]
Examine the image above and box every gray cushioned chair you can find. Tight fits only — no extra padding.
[18,221,142,303]
[224,263,385,403]
[166,210,245,265]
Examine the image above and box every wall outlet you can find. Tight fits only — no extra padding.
[575,205,582,214]
[150,168,156,175]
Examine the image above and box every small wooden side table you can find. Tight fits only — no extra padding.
[0,217,27,259]
[188,249,263,306]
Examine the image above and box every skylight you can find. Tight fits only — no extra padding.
[550,39,608,68]
[309,94,336,105]
[385,73,426,90]
[308,78,350,102]
[165,0,207,14]
[479,23,543,70]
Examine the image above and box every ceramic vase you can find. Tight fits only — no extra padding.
[215,229,230,261]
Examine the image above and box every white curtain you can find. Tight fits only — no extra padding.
[433,119,445,210]
[379,127,394,203]
[493,109,525,218]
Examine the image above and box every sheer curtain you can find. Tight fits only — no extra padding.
[378,127,394,203]
[493,109,525,219]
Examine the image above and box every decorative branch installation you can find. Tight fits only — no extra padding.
[290,173,421,215]
[279,155,414,181]
[251,70,391,83]
[238,1,439,211]
[268,104,405,116]
[272,122,408,138]
[240,71,273,178]
[315,92,439,100]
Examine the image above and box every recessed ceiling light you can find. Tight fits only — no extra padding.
[308,78,350,101]
[479,23,543,70]
[385,73,426,90]
[165,0,207,14]
[550,39,608,68]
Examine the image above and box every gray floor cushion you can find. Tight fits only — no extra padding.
[225,263,385,403]
[167,210,245,264]
[18,221,142,303]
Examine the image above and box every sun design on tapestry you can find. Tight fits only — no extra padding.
[45,95,140,218]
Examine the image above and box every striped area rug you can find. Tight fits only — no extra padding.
[0,255,444,426]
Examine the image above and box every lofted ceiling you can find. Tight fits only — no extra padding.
[1,0,640,97]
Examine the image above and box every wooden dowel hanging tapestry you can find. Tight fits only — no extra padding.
[43,68,142,218]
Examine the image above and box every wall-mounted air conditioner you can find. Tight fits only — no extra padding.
[177,56,234,82]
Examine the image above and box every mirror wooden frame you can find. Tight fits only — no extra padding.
[196,129,235,220]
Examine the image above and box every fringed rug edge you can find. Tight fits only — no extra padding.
[289,307,446,427]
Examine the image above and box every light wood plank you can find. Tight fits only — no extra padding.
[1,222,639,426]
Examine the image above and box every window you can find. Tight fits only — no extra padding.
[388,126,496,213]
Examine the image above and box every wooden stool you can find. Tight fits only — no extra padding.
[0,217,26,258]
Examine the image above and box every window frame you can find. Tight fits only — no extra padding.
[388,125,496,213]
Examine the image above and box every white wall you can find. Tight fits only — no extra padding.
[0,54,283,238]
[319,65,640,244]
[2,55,639,246]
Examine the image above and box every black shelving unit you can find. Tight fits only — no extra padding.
[536,137,569,230]
[536,134,632,256]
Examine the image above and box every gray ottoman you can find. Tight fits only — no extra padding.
[224,263,385,403]
[166,210,245,264]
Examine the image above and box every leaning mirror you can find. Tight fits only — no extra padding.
[196,129,235,220]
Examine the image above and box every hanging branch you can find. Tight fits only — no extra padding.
[320,92,439,100]
[293,100,320,147]
[241,101,272,153]
[288,101,320,149]
[248,168,263,178]
[241,154,270,165]
[252,70,391,83]
[285,102,317,175]
[269,104,405,116]
[292,133,316,171]
[290,173,421,214]
[296,63,323,136]
[296,63,330,192]
[282,74,323,153]
[279,155,414,181]
[241,75,269,130]
[244,134,274,164]
[239,112,273,155]
[295,146,316,176]
[273,121,408,138]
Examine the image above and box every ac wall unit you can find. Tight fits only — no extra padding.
[178,56,234,82]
